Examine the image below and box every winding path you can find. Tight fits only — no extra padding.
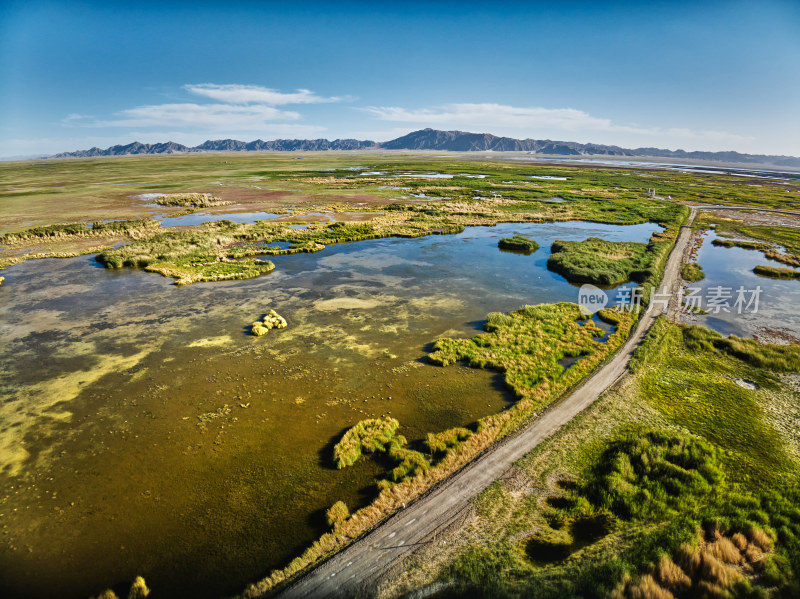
[274,209,700,598]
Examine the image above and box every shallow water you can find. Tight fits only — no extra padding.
[689,231,800,339]
[0,220,660,598]
[393,171,454,179]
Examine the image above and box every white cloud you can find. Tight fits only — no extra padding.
[184,84,345,105]
[364,103,612,132]
[363,102,751,150]
[60,113,93,125]
[59,83,346,133]
[95,103,301,130]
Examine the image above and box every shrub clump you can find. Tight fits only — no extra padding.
[333,417,430,482]
[580,431,723,520]
[753,264,800,280]
[425,427,472,455]
[681,262,705,282]
[611,527,775,599]
[333,417,401,469]
[325,500,350,528]
[251,310,287,336]
[153,192,231,207]
[91,576,150,599]
[498,235,539,253]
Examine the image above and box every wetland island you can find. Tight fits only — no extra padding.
[2,152,800,599]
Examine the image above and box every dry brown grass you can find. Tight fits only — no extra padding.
[655,556,691,593]
[612,573,675,599]
[707,536,742,564]
[731,532,748,551]
[749,527,773,552]
[614,527,773,599]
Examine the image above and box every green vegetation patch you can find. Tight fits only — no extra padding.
[2,222,88,241]
[513,428,798,598]
[332,416,430,485]
[740,224,800,259]
[579,431,723,520]
[333,417,402,469]
[325,501,350,529]
[1,219,159,244]
[754,264,800,280]
[711,237,768,251]
[498,235,539,253]
[424,427,472,457]
[251,310,288,336]
[430,303,620,400]
[546,237,654,286]
[680,262,705,282]
[146,256,275,285]
[681,324,800,373]
[153,192,231,207]
[91,219,158,233]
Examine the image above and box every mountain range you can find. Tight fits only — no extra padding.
[50,128,800,168]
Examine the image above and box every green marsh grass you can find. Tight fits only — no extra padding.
[753,264,800,280]
[332,417,402,469]
[680,262,705,282]
[425,427,472,457]
[325,501,350,529]
[497,235,539,253]
[414,318,800,599]
[332,416,429,484]
[0,218,159,244]
[546,237,654,286]
[153,192,231,207]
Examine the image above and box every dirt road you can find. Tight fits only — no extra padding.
[274,208,698,598]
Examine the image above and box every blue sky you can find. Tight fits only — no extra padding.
[1,1,798,157]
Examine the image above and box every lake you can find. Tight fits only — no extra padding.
[0,220,660,598]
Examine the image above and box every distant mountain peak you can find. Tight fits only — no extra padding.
[47,129,799,168]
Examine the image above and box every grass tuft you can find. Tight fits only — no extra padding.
[681,262,705,282]
[332,417,401,469]
[498,235,539,253]
[753,264,800,280]
[325,501,350,529]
